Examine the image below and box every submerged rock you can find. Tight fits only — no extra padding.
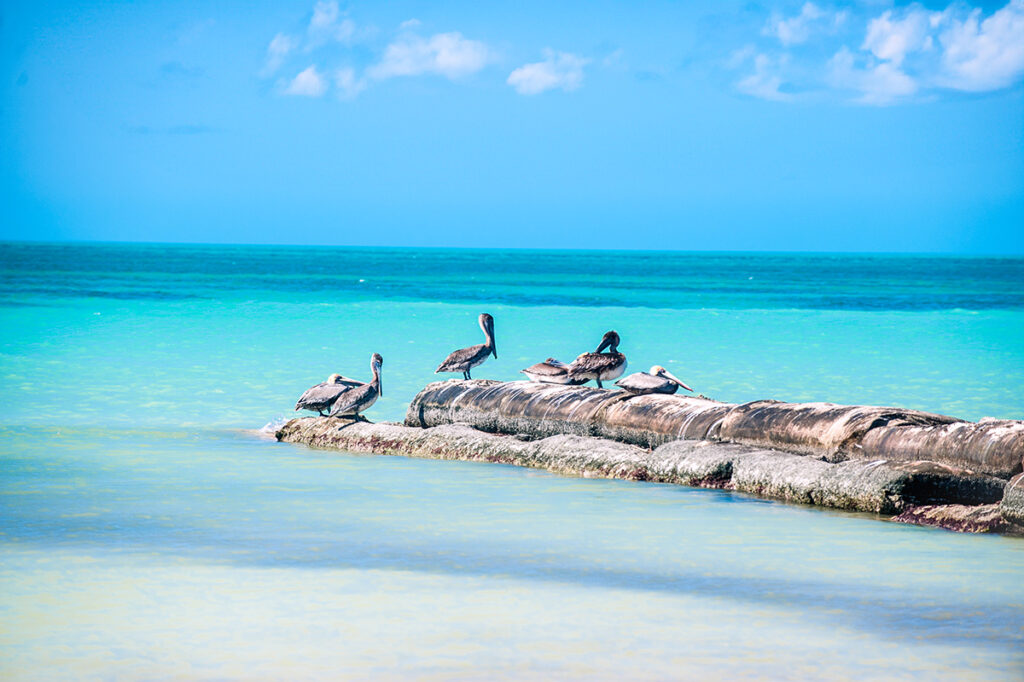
[406,381,1024,479]
[893,504,1021,534]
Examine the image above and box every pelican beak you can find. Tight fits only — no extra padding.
[596,338,611,353]
[663,370,693,392]
[492,343,498,360]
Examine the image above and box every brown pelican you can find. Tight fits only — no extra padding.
[435,313,497,380]
[329,353,383,421]
[615,365,693,395]
[521,358,587,385]
[566,330,627,388]
[295,373,364,416]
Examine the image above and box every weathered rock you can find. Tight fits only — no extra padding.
[404,379,732,448]
[405,381,1024,479]
[1000,473,1024,526]
[708,400,958,460]
[275,418,652,479]
[859,419,1024,479]
[893,504,1021,534]
[276,417,1006,516]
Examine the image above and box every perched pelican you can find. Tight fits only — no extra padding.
[615,365,693,395]
[295,373,364,416]
[520,358,587,385]
[567,330,627,388]
[435,313,497,380]
[329,353,383,421]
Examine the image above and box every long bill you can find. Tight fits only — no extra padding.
[663,370,693,392]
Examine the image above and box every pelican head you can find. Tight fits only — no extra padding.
[479,313,497,359]
[651,365,693,392]
[327,373,343,383]
[371,353,383,395]
[546,357,569,368]
[596,330,621,353]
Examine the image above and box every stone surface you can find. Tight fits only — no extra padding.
[893,504,1020,534]
[859,419,1024,479]
[1000,473,1024,526]
[276,417,1007,516]
[405,380,1024,478]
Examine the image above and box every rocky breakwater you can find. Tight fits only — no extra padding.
[400,380,1024,533]
[275,423,1017,532]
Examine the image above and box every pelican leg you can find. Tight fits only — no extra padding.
[464,370,471,380]
[596,379,603,389]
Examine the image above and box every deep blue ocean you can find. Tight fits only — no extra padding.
[1,242,1022,680]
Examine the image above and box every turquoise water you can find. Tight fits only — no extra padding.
[2,243,1023,679]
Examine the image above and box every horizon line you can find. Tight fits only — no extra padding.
[2,237,1023,258]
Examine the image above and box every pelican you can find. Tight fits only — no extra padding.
[435,313,497,380]
[567,330,627,388]
[295,373,364,416]
[520,358,587,385]
[615,365,693,395]
[329,353,383,421]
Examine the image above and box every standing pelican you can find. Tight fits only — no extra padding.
[295,373,364,416]
[567,330,627,388]
[329,353,383,421]
[521,358,587,385]
[615,365,693,395]
[435,313,497,380]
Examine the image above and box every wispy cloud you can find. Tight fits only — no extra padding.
[736,53,791,101]
[307,0,356,49]
[284,65,327,96]
[828,47,917,105]
[335,67,366,99]
[367,31,490,80]
[263,33,298,77]
[764,2,846,46]
[507,50,588,95]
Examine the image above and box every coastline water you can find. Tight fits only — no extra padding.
[2,243,1023,679]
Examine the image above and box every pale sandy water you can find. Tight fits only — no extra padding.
[1,244,1023,679]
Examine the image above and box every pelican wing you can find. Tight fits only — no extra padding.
[295,381,358,410]
[568,352,625,378]
[521,360,569,377]
[328,383,377,417]
[436,344,487,372]
[614,372,672,394]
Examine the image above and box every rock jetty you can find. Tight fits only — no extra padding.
[273,380,1024,535]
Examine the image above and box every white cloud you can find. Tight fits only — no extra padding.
[746,1,1024,105]
[399,18,421,30]
[764,2,846,46]
[828,47,917,105]
[862,9,934,65]
[263,33,297,76]
[937,0,1024,91]
[284,65,327,96]
[308,0,355,47]
[507,50,588,95]
[368,31,490,80]
[736,53,791,101]
[335,67,366,99]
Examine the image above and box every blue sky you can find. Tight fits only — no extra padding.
[2,0,1022,252]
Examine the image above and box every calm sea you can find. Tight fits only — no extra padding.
[2,242,1023,680]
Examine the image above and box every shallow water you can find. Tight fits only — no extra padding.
[2,243,1023,679]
